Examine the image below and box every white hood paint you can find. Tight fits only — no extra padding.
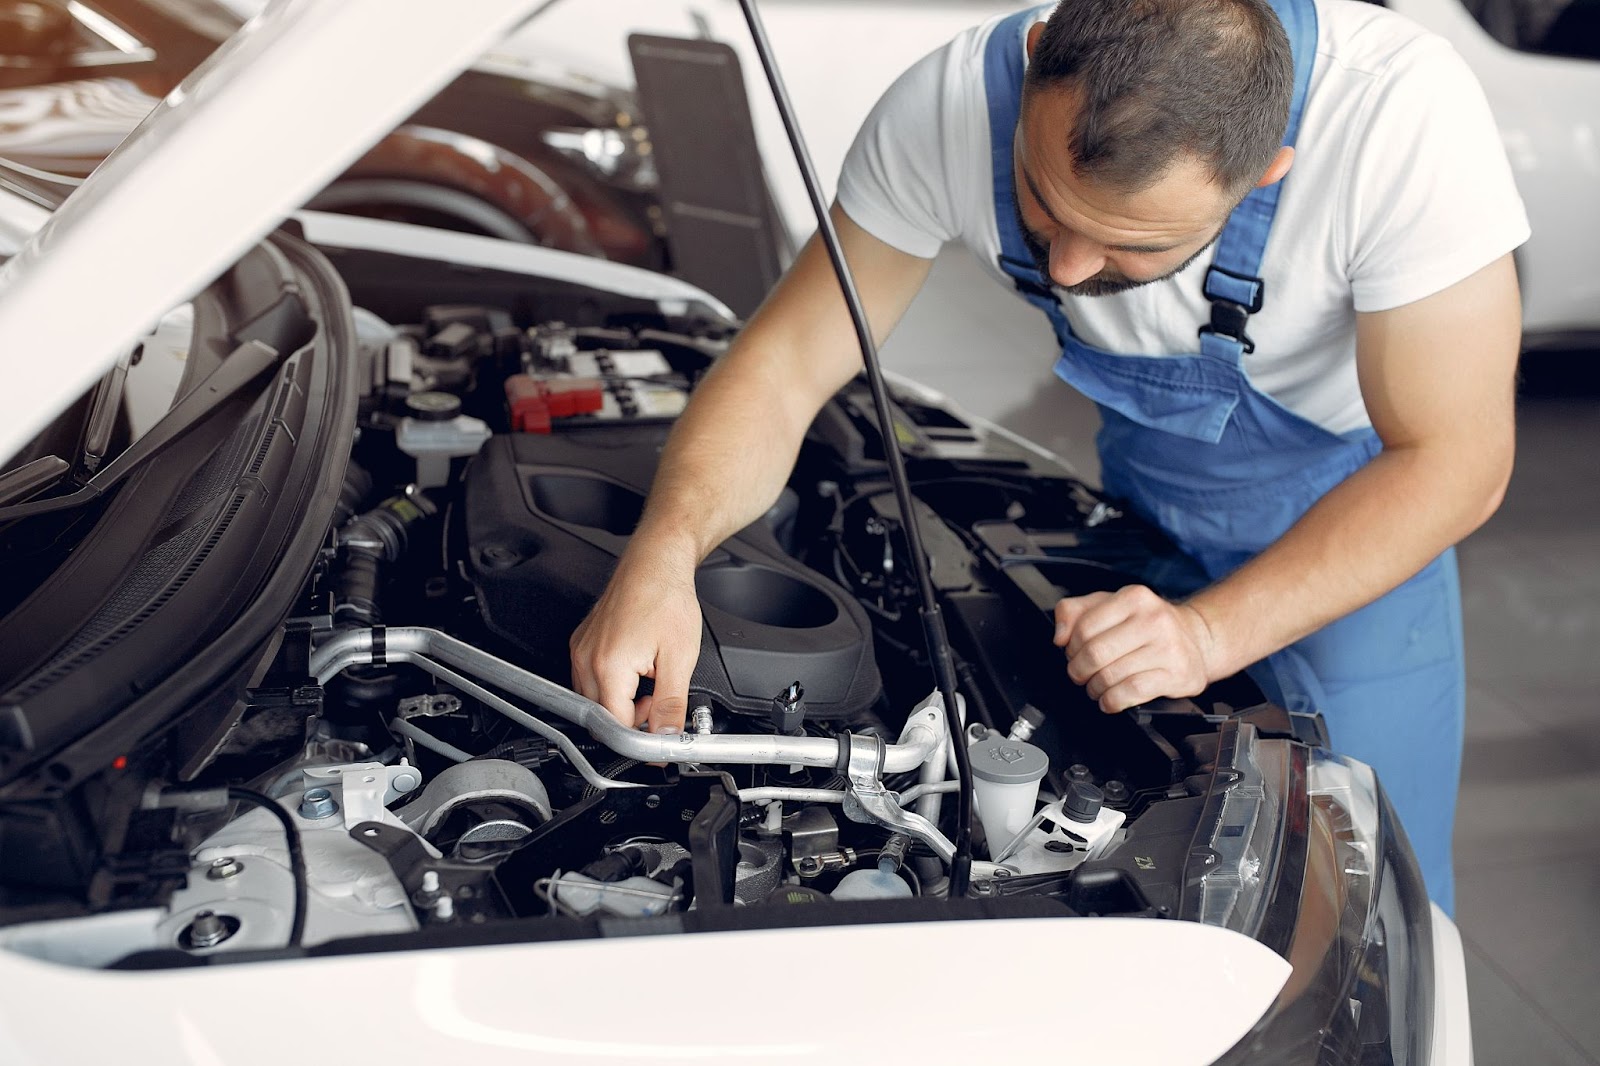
[0,0,544,465]
[0,917,1289,1064]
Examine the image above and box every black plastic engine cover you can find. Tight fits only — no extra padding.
[463,429,882,720]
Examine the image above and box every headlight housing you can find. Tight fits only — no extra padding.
[1204,728,1436,1065]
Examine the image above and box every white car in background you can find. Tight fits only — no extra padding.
[1384,0,1600,348]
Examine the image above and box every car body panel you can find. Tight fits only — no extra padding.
[0,916,1290,1065]
[1430,903,1476,1066]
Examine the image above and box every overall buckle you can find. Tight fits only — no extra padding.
[1200,266,1264,354]
[1200,300,1257,355]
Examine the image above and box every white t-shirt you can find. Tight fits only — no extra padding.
[836,0,1530,434]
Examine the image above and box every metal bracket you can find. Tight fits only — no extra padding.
[840,735,956,863]
[349,821,498,925]
[300,761,422,830]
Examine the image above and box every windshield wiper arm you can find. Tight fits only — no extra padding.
[81,347,135,475]
[0,455,71,508]
[0,340,280,523]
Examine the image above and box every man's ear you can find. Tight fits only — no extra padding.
[1026,20,1046,57]
[1257,146,1295,188]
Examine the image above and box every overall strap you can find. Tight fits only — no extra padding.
[984,6,1061,325]
[1200,0,1319,357]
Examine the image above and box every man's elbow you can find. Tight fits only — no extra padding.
[1474,461,1513,529]
[1465,436,1516,533]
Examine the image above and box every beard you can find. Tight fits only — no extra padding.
[1012,194,1220,298]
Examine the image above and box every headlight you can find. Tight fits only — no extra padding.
[1202,730,1435,1065]
[540,126,659,192]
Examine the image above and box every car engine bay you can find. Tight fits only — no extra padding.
[0,237,1328,968]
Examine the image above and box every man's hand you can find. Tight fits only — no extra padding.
[1052,586,1220,713]
[569,553,702,734]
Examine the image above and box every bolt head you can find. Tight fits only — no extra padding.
[299,786,339,820]
[206,857,244,880]
[186,910,234,949]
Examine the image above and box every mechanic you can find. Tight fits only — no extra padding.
[570,0,1528,912]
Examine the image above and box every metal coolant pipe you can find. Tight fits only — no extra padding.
[911,691,954,825]
[310,627,942,772]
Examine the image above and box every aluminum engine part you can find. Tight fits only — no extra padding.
[396,759,552,842]
[621,839,691,878]
[733,838,785,905]
[397,693,463,719]
[299,761,424,817]
[782,806,840,864]
[158,767,431,952]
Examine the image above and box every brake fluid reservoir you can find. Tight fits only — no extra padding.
[969,735,1049,858]
[396,400,491,488]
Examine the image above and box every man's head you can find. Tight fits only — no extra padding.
[1014,0,1296,296]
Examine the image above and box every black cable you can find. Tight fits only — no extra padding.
[736,0,974,896]
[227,786,308,947]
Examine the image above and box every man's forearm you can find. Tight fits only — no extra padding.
[1185,438,1510,680]
[617,205,935,581]
[626,343,818,575]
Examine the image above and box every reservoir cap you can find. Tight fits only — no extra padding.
[405,391,462,422]
[1064,780,1105,823]
[969,736,1049,785]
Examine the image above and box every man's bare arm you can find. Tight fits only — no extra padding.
[1055,254,1521,710]
[570,205,934,731]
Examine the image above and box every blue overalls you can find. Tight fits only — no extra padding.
[983,0,1464,913]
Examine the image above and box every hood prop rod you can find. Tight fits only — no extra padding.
[736,0,974,897]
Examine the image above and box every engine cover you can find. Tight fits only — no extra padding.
[463,429,882,721]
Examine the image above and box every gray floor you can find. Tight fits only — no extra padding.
[886,247,1600,1064]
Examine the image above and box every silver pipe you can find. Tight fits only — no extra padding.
[401,654,642,792]
[900,781,960,807]
[735,783,958,808]
[310,627,942,773]
[389,718,471,763]
[915,705,950,826]
[737,787,848,805]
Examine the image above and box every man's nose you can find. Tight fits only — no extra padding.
[1049,232,1106,287]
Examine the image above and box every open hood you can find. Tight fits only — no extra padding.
[0,0,544,464]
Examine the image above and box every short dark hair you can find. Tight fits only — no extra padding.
[1024,0,1293,193]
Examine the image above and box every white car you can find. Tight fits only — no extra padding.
[0,3,1471,1064]
[1383,0,1600,348]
